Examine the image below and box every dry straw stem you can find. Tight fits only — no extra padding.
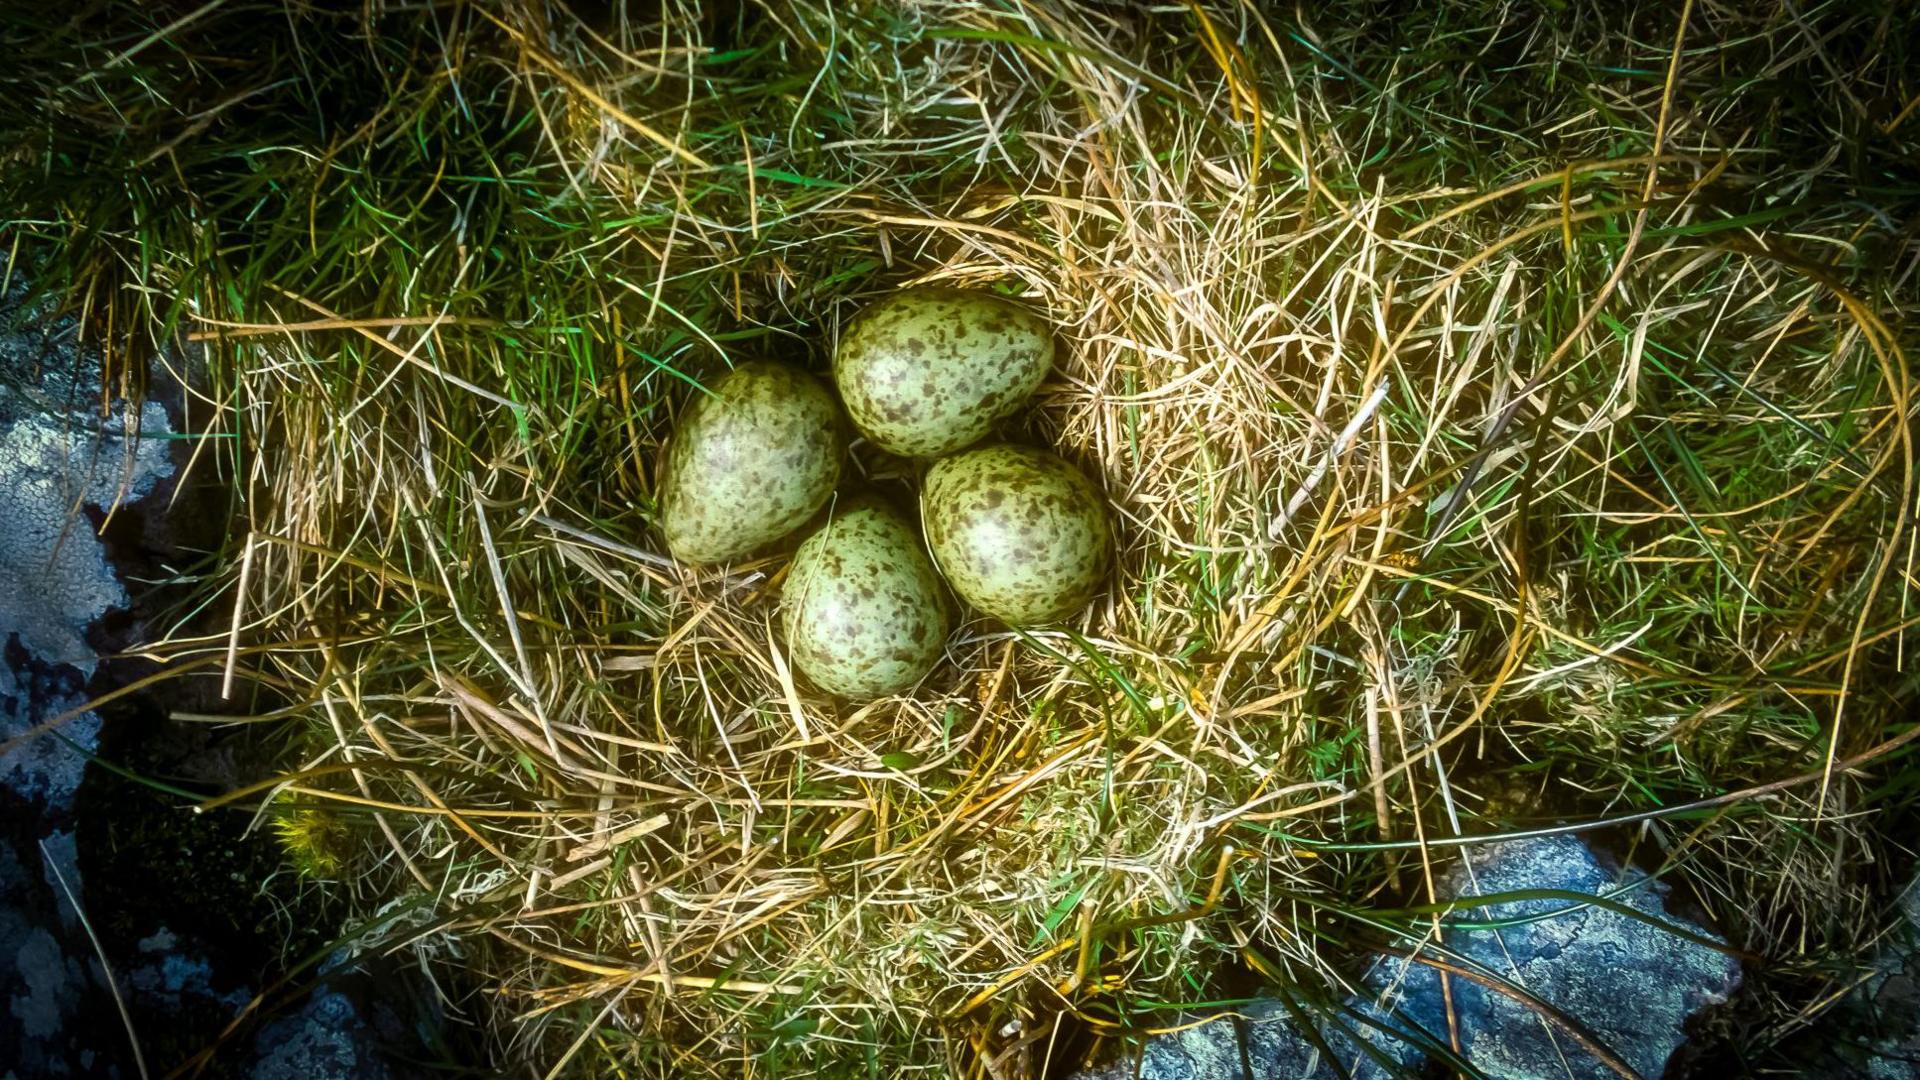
[5,0,1919,1075]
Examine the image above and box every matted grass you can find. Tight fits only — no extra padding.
[5,0,1920,1075]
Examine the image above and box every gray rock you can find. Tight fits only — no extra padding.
[250,983,399,1080]
[0,825,107,1078]
[124,935,250,1012]
[11,926,84,1041]
[1367,835,1741,1079]
[0,665,98,813]
[0,322,173,673]
[0,282,438,1080]
[1075,835,1742,1080]
[1077,998,1420,1080]
[0,282,177,1079]
[1789,873,1920,1077]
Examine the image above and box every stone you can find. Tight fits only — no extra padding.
[0,306,174,673]
[1075,835,1742,1080]
[1076,998,1417,1080]
[1785,873,1920,1077]
[1367,835,1742,1080]
[0,278,441,1079]
[0,818,100,1078]
[0,656,98,813]
[0,280,179,1078]
[249,982,399,1080]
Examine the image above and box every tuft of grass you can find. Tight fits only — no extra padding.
[5,0,1920,1076]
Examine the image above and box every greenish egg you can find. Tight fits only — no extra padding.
[833,287,1052,458]
[658,361,843,565]
[921,444,1112,626]
[783,496,950,700]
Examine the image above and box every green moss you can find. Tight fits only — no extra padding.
[270,805,357,881]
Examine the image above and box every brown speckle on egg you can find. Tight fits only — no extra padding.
[783,497,950,700]
[658,361,844,565]
[921,444,1112,627]
[833,288,1052,458]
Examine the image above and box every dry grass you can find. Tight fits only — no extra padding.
[6,0,1920,1075]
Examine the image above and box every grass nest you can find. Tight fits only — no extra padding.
[5,0,1920,1075]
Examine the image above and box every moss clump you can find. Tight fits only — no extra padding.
[270,805,357,881]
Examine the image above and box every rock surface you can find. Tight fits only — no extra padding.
[1,281,441,1078]
[252,984,398,1080]
[2,282,180,1078]
[1368,835,1742,1079]
[1078,835,1743,1079]
[0,391,172,669]
[1075,997,1419,1080]
[249,959,437,1080]
[1785,873,1920,1078]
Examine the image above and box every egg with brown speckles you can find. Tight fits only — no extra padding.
[833,287,1053,458]
[658,361,844,565]
[921,445,1112,627]
[783,496,951,700]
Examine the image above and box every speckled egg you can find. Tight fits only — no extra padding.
[833,287,1053,458]
[782,496,951,700]
[921,445,1112,626]
[657,361,843,565]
